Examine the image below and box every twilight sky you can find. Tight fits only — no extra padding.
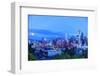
[28,15,88,36]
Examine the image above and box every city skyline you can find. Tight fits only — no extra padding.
[28,15,88,60]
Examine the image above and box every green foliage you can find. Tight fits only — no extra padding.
[53,51,87,59]
[28,53,37,61]
[53,52,71,59]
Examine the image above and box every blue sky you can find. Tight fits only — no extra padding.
[28,15,88,37]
